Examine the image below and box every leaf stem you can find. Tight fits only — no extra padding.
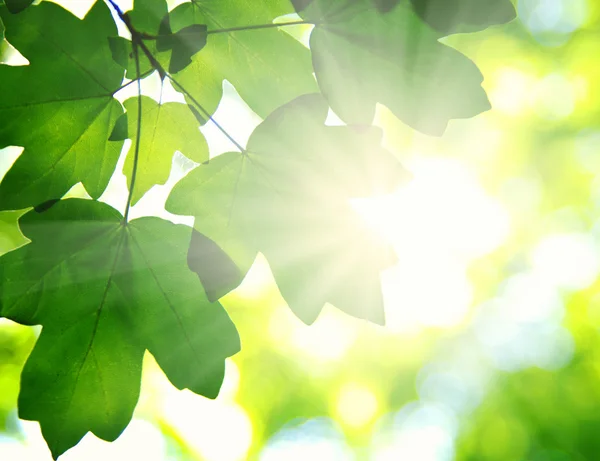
[123,40,142,225]
[206,20,311,35]
[167,75,246,154]
[111,69,154,95]
[106,0,246,155]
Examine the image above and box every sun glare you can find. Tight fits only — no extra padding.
[352,158,511,331]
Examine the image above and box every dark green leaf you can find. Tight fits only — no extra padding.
[0,199,240,458]
[108,36,131,69]
[4,0,33,14]
[373,0,401,13]
[168,24,208,74]
[122,96,209,205]
[294,0,401,14]
[168,151,258,284]
[126,0,166,36]
[308,0,491,135]
[169,0,317,118]
[0,2,125,211]
[108,112,128,142]
[410,0,516,34]
[107,35,160,78]
[187,229,243,302]
[188,104,208,125]
[168,94,410,324]
[291,0,314,12]
[33,198,60,213]
[155,11,208,74]
[120,0,170,78]
[156,11,173,52]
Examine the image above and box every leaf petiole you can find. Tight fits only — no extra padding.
[122,40,143,225]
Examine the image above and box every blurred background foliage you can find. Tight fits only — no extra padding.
[3,0,600,459]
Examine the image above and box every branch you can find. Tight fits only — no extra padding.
[111,69,154,96]
[167,75,247,154]
[105,0,246,155]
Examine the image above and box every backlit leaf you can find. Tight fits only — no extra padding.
[0,2,124,210]
[306,0,492,135]
[122,96,209,205]
[168,0,317,119]
[0,199,240,458]
[168,94,410,324]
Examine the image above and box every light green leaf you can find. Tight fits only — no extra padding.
[0,2,124,210]
[122,96,209,205]
[0,209,27,256]
[169,0,317,119]
[168,94,410,324]
[168,151,258,293]
[306,0,492,135]
[0,199,240,458]
[115,0,170,79]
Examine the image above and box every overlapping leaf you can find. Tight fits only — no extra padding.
[120,96,209,205]
[410,0,516,34]
[0,199,240,458]
[157,11,208,74]
[0,2,125,210]
[4,0,32,14]
[300,0,513,135]
[108,0,171,79]
[167,0,317,119]
[167,94,410,324]
[293,0,515,32]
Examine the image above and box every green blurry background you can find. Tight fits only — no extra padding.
[2,0,600,459]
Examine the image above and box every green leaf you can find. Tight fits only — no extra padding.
[0,2,125,211]
[122,96,209,205]
[168,94,410,324]
[187,229,243,302]
[307,0,492,135]
[4,0,33,14]
[156,12,207,73]
[0,209,27,256]
[0,199,240,458]
[169,0,317,119]
[168,151,259,293]
[294,0,401,14]
[107,34,160,79]
[108,112,128,142]
[108,36,131,70]
[169,24,208,74]
[410,0,516,34]
[114,0,170,79]
[126,0,166,36]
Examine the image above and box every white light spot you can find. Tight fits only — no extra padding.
[531,74,576,119]
[336,383,379,429]
[531,233,600,290]
[161,390,253,461]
